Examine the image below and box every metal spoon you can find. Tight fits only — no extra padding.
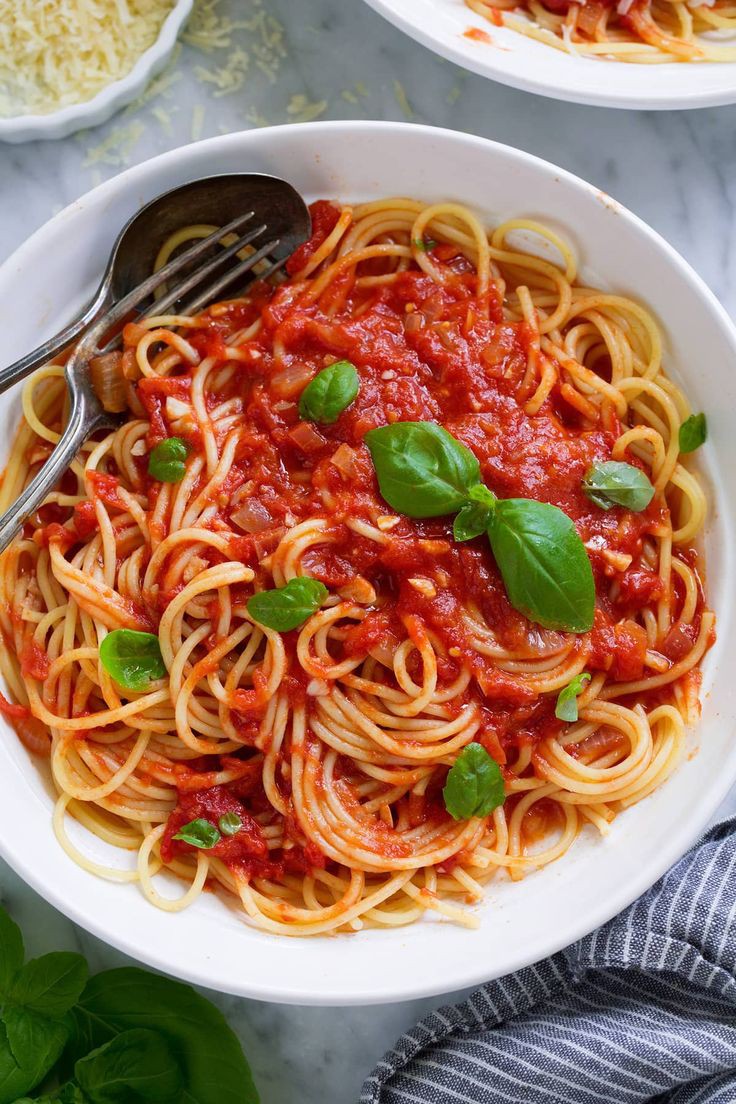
[0,173,310,396]
[0,173,311,552]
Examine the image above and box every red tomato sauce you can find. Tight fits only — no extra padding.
[105,201,706,875]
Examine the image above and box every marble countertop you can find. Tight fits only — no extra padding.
[1,1,736,1100]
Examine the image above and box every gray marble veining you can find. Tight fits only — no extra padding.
[1,2,736,1101]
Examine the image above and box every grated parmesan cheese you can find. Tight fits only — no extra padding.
[0,0,176,117]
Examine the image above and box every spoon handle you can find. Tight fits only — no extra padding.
[0,287,107,397]
[0,379,110,554]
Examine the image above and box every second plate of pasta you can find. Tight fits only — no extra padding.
[363,0,736,109]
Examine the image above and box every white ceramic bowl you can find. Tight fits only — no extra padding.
[363,0,736,109]
[0,121,734,1004]
[0,0,192,144]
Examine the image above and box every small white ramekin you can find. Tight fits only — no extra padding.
[0,0,193,144]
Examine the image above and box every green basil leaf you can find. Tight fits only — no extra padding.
[70,967,259,1104]
[453,484,497,542]
[412,238,437,252]
[679,413,707,454]
[16,1085,85,1104]
[75,1029,183,1103]
[8,953,88,1019]
[3,1005,67,1071]
[365,421,481,518]
[99,630,166,692]
[218,813,242,837]
[0,906,23,997]
[148,438,188,483]
[443,743,505,821]
[298,361,359,424]
[0,1017,67,1104]
[555,672,592,723]
[488,498,595,632]
[172,819,220,850]
[247,577,328,632]
[582,461,654,512]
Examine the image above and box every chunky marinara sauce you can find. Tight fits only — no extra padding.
[28,203,704,876]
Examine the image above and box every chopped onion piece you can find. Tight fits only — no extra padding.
[272,362,314,398]
[166,397,190,419]
[288,422,327,454]
[331,443,359,478]
[89,352,127,414]
[230,499,272,533]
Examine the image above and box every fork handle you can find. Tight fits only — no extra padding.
[0,387,107,555]
[0,287,107,397]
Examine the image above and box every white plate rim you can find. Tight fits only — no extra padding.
[0,120,734,1004]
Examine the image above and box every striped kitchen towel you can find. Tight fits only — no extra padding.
[361,817,736,1104]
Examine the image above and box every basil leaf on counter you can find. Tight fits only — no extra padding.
[365,421,481,518]
[69,967,259,1104]
[247,577,328,632]
[99,630,166,692]
[443,743,505,821]
[3,1005,68,1073]
[583,461,654,512]
[0,1017,68,1104]
[0,907,23,996]
[172,818,220,850]
[453,484,497,542]
[679,413,707,454]
[298,361,359,424]
[74,1028,182,1103]
[555,672,592,723]
[148,437,188,483]
[488,498,595,633]
[8,952,88,1019]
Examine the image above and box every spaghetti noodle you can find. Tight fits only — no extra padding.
[467,0,736,63]
[0,197,714,936]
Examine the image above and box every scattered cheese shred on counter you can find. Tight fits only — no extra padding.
[0,0,175,117]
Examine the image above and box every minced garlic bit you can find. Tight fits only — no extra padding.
[408,577,437,598]
[0,0,175,117]
[376,515,401,532]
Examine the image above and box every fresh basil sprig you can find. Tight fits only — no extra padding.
[247,577,328,632]
[679,412,707,454]
[0,904,259,1104]
[74,1028,183,1103]
[583,461,654,512]
[365,420,596,633]
[172,818,220,850]
[443,743,505,821]
[555,672,591,722]
[488,498,595,632]
[298,360,359,424]
[99,630,166,692]
[364,421,481,518]
[148,437,188,483]
[453,484,496,542]
[0,908,88,1104]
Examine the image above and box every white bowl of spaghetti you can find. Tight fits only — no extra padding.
[362,0,736,109]
[0,0,193,144]
[0,121,734,1004]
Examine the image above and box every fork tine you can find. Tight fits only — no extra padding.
[143,222,268,318]
[81,211,258,347]
[180,237,281,315]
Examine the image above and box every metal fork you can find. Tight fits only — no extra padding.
[0,173,310,554]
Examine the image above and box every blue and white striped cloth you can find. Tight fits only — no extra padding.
[361,817,736,1104]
